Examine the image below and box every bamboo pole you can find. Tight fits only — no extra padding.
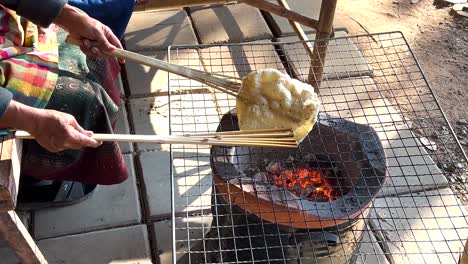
[134,0,233,11]
[275,0,314,59]
[237,0,319,29]
[308,0,337,92]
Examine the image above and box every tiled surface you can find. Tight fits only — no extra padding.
[320,77,403,126]
[320,77,447,195]
[139,148,212,219]
[168,93,221,134]
[124,49,204,96]
[125,9,198,51]
[189,4,273,44]
[279,31,372,80]
[355,228,390,264]
[369,188,468,264]
[37,225,151,264]
[115,101,133,154]
[124,50,169,96]
[33,155,141,239]
[199,40,285,78]
[377,125,448,196]
[116,73,125,97]
[130,93,220,152]
[0,243,19,264]
[128,96,168,152]
[263,0,347,37]
[16,210,31,230]
[154,215,212,263]
[129,96,169,152]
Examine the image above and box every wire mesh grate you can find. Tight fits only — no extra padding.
[165,31,468,264]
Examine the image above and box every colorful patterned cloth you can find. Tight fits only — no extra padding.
[0,6,128,185]
[0,7,59,111]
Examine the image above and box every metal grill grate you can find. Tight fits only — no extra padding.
[165,32,468,264]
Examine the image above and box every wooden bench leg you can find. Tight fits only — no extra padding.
[0,211,47,264]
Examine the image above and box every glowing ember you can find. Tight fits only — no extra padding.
[267,162,338,202]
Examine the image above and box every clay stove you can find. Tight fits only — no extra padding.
[206,111,387,264]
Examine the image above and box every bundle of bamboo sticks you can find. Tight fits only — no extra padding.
[15,129,297,148]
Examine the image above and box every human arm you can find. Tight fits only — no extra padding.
[0,94,100,153]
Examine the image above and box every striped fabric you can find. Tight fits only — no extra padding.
[0,7,59,109]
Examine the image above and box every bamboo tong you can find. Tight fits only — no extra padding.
[65,37,242,98]
[15,129,297,148]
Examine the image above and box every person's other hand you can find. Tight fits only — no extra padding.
[31,109,101,153]
[54,4,124,63]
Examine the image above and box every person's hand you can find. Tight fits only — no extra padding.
[54,4,124,63]
[30,109,101,153]
[0,101,101,152]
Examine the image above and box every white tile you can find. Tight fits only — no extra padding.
[115,73,125,97]
[124,10,197,51]
[279,31,372,80]
[370,188,468,264]
[124,49,204,96]
[355,228,390,264]
[33,155,141,239]
[130,93,221,152]
[376,125,448,196]
[15,210,31,230]
[190,4,272,44]
[319,77,446,195]
[320,77,403,126]
[263,0,347,37]
[168,93,221,135]
[200,40,285,78]
[129,96,170,152]
[139,149,212,218]
[37,225,151,264]
[154,215,212,264]
[115,102,133,154]
[0,243,19,264]
[124,50,169,96]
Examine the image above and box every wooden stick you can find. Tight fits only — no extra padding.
[238,0,319,29]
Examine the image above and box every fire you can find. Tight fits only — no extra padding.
[269,163,336,202]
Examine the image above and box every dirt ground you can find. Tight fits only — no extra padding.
[336,0,468,203]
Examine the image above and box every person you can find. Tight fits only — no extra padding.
[0,0,135,209]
